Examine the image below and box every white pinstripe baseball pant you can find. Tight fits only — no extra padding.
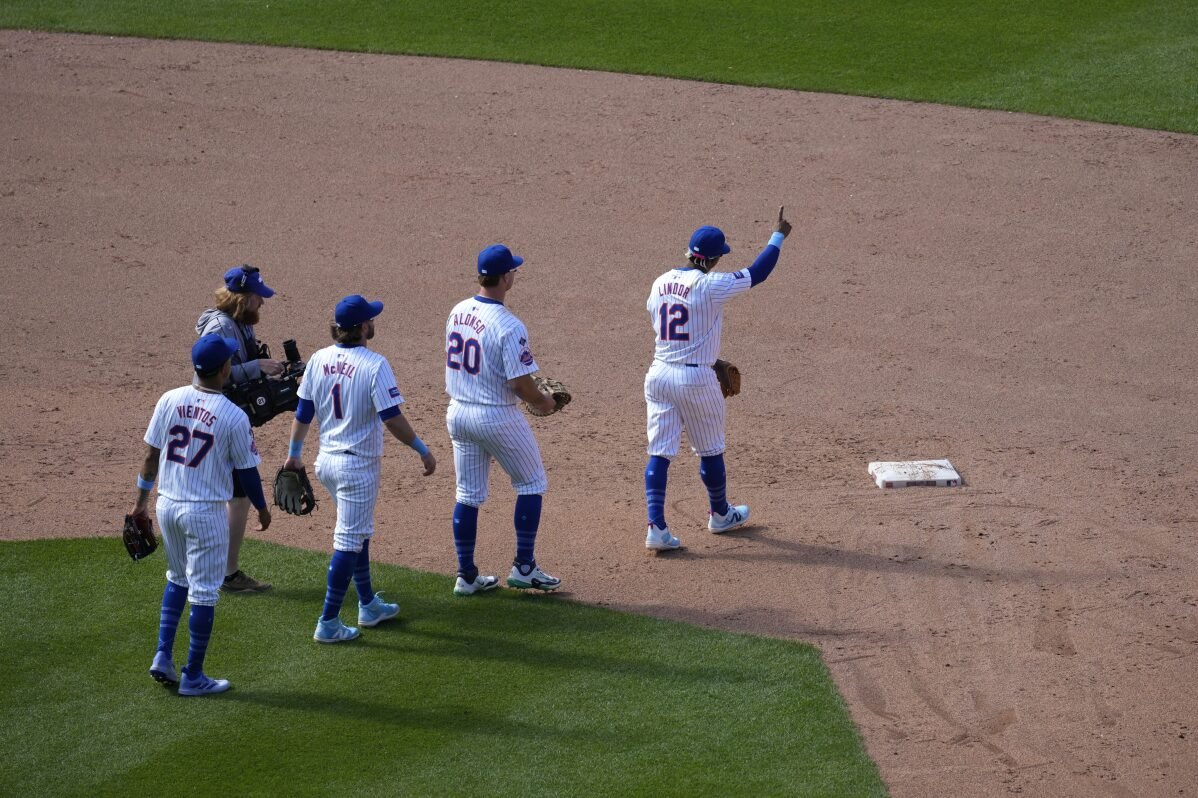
[315,451,381,553]
[447,400,548,506]
[156,496,229,606]
[645,360,727,458]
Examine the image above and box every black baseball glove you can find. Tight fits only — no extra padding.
[274,467,317,515]
[123,511,158,561]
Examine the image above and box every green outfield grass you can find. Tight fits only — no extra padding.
[1,1,1195,133]
[0,538,885,797]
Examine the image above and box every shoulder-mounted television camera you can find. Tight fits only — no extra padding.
[224,339,306,427]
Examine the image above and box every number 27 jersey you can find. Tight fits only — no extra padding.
[647,267,752,366]
[144,385,261,502]
[445,296,539,405]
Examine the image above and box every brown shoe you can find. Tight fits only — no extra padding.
[221,569,273,593]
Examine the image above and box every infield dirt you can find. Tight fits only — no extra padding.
[2,31,1195,797]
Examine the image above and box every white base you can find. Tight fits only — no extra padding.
[868,459,961,489]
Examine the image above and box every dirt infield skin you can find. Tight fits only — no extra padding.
[2,31,1195,797]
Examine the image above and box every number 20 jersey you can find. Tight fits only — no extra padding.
[144,385,261,502]
[647,267,752,366]
[445,296,539,405]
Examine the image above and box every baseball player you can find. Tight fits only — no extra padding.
[284,295,437,643]
[196,264,282,594]
[444,244,561,595]
[132,334,272,696]
[643,207,793,550]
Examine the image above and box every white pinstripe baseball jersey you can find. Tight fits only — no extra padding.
[445,296,538,405]
[298,344,404,458]
[144,386,260,501]
[445,295,547,506]
[647,267,752,366]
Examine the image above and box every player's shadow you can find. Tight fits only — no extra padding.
[254,585,329,603]
[381,624,751,685]
[644,523,766,559]
[223,689,601,743]
[705,532,1052,582]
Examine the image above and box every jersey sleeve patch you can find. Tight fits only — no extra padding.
[733,270,747,279]
[519,348,534,366]
[388,386,400,398]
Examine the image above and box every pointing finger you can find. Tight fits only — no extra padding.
[778,205,785,221]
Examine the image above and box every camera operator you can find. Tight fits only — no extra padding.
[194,264,281,594]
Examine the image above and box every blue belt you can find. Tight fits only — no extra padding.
[685,363,699,368]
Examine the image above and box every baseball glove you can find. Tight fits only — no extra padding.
[123,512,158,561]
[529,375,572,416]
[274,467,317,515]
[713,359,741,398]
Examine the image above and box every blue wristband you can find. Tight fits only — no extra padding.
[136,475,155,491]
[288,440,304,459]
[409,436,429,457]
[769,231,785,248]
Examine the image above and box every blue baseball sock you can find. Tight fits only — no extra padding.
[321,549,357,622]
[157,581,188,656]
[645,456,671,528]
[184,604,215,677]
[353,539,374,605]
[699,454,730,516]
[453,502,480,582]
[514,494,543,565]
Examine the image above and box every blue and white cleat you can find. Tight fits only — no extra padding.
[177,669,231,697]
[708,504,750,533]
[314,616,361,643]
[358,592,400,628]
[453,574,500,596]
[507,561,561,592]
[149,651,178,686]
[645,523,681,551]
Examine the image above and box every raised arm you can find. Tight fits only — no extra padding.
[746,205,793,287]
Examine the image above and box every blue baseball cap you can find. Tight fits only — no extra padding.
[477,244,524,276]
[688,226,732,260]
[223,264,276,298]
[192,334,239,374]
[335,294,384,329]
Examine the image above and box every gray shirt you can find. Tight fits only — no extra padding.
[196,308,262,385]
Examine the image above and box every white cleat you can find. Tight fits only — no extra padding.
[645,523,681,551]
[454,574,500,596]
[507,561,561,592]
[708,504,750,533]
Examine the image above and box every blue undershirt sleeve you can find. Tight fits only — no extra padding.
[295,398,315,424]
[747,234,785,287]
[234,467,267,510]
[378,406,401,422]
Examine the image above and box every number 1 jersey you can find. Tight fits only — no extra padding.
[298,344,404,458]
